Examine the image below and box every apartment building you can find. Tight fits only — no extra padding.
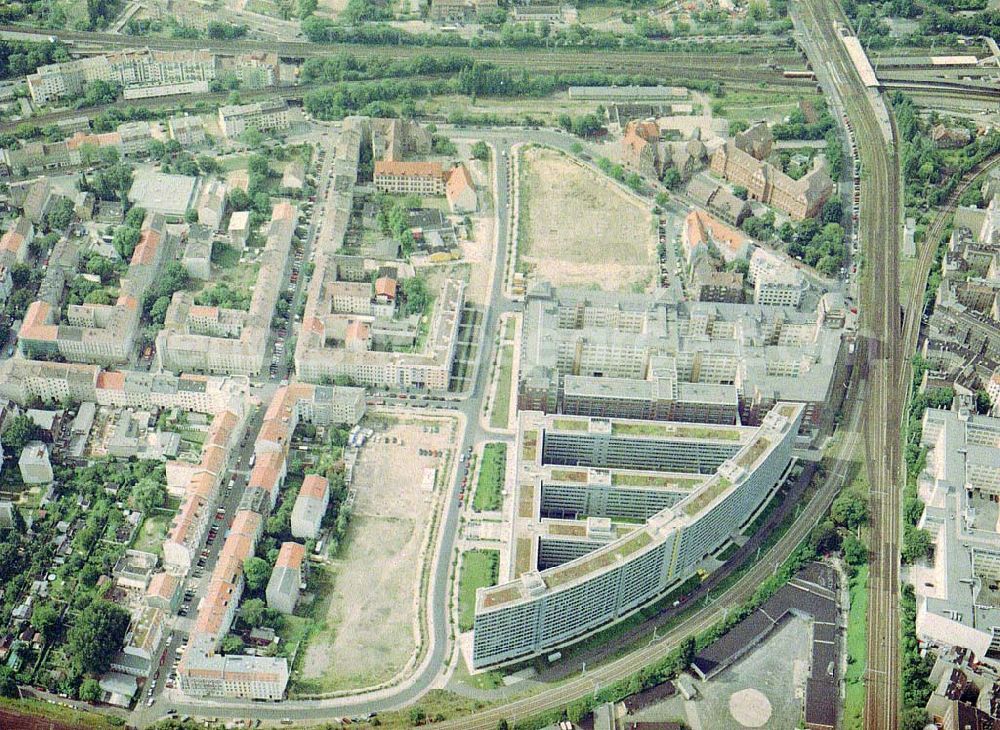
[296,277,465,391]
[290,474,329,539]
[0,358,247,413]
[217,99,290,139]
[266,542,305,615]
[168,115,207,147]
[0,216,33,267]
[621,120,661,179]
[471,403,803,668]
[27,50,219,105]
[178,382,364,700]
[178,651,288,700]
[164,409,245,571]
[518,285,849,437]
[445,164,478,213]
[373,161,446,195]
[748,247,808,307]
[710,141,833,221]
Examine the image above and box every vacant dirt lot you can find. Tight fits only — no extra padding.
[518,146,656,291]
[299,415,457,692]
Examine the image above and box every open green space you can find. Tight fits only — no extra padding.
[489,345,514,430]
[131,511,171,556]
[473,443,506,512]
[458,549,500,632]
[843,565,868,729]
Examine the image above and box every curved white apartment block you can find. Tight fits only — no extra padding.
[472,402,803,668]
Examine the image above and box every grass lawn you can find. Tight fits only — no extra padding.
[458,549,499,632]
[473,443,506,512]
[844,565,869,729]
[132,511,171,556]
[0,696,121,729]
[503,317,515,341]
[489,345,514,430]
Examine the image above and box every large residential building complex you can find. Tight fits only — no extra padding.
[471,402,803,667]
[374,161,446,196]
[295,118,466,391]
[26,49,283,105]
[178,383,364,700]
[517,285,850,438]
[0,359,249,413]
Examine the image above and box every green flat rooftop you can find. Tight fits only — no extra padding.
[610,472,703,489]
[514,537,533,577]
[518,484,535,519]
[609,422,742,440]
[552,419,590,431]
[550,469,588,483]
[682,477,732,517]
[547,522,587,537]
[735,436,770,469]
[544,530,653,588]
[482,584,523,609]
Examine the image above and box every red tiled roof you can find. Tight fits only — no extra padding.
[275,541,305,570]
[374,160,444,179]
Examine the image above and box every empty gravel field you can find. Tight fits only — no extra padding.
[518,146,656,291]
[297,416,458,693]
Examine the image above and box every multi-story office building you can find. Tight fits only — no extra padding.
[518,285,850,437]
[471,403,803,668]
[710,141,833,221]
[748,247,808,308]
[914,407,1000,663]
[217,99,290,138]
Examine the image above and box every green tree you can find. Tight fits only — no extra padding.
[842,534,867,567]
[471,141,490,161]
[79,678,102,702]
[243,557,271,594]
[0,667,17,698]
[67,600,130,675]
[185,208,199,224]
[31,603,61,642]
[45,197,75,232]
[902,525,933,564]
[3,414,41,453]
[132,477,166,514]
[240,598,266,628]
[831,488,868,531]
[409,707,426,726]
[662,168,682,190]
[220,634,245,655]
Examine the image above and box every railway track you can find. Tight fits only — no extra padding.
[0,24,804,67]
[795,1,904,728]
